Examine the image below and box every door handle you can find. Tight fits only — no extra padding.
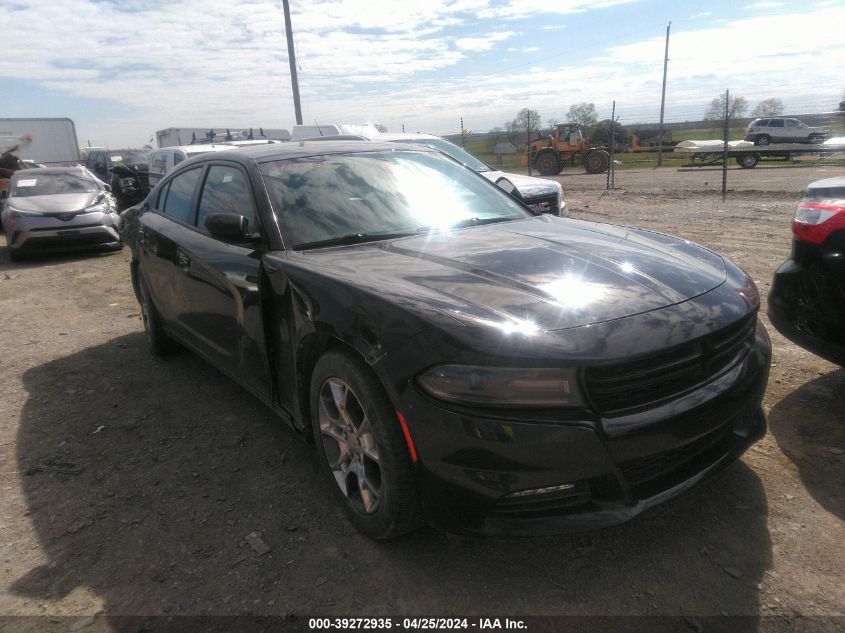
[177,250,191,269]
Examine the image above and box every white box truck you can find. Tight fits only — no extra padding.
[0,118,80,165]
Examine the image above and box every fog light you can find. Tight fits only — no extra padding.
[507,482,577,498]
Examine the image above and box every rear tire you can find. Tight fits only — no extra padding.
[583,149,609,174]
[310,349,423,540]
[535,152,561,176]
[138,274,177,356]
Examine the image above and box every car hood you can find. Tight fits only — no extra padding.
[301,217,728,332]
[8,192,100,213]
[481,170,559,197]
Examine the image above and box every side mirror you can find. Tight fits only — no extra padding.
[103,184,112,192]
[205,213,249,241]
[495,177,521,200]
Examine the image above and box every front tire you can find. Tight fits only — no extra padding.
[583,149,609,174]
[754,135,771,146]
[310,349,422,540]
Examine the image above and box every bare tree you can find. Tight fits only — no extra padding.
[751,98,784,117]
[704,94,748,121]
[566,103,598,126]
[515,108,541,139]
[374,123,388,133]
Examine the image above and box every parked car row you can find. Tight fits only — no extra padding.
[2,130,841,541]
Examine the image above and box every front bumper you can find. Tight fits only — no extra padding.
[394,323,771,535]
[768,256,845,366]
[3,211,121,253]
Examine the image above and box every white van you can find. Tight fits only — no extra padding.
[148,144,235,188]
[290,123,380,141]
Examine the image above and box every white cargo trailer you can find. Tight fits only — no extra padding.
[156,127,290,147]
[0,118,80,165]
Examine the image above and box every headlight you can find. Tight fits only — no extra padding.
[84,199,110,214]
[417,364,583,407]
[7,204,41,217]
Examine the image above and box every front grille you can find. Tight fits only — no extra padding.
[617,421,737,497]
[523,193,558,214]
[585,315,756,414]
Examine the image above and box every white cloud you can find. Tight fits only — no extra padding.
[455,32,517,52]
[1,0,842,146]
[743,2,785,8]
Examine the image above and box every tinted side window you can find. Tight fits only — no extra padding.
[769,119,784,128]
[156,181,171,209]
[756,120,769,127]
[162,168,201,223]
[196,165,256,233]
[173,152,185,165]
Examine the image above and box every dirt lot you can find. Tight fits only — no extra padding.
[0,190,843,631]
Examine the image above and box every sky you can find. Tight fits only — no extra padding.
[1,0,843,148]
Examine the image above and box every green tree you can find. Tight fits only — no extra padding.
[704,94,748,121]
[566,102,598,126]
[751,98,784,117]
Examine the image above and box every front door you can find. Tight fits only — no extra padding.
[172,162,268,394]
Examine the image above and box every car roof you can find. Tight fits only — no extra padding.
[183,140,436,164]
[807,177,845,189]
[12,166,93,176]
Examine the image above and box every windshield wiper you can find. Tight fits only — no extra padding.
[448,217,517,229]
[293,231,420,251]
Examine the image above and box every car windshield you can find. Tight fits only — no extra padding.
[11,172,99,197]
[390,138,491,172]
[260,150,530,249]
[108,150,149,165]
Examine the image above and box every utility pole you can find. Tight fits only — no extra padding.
[722,89,730,202]
[527,109,532,176]
[657,21,671,167]
[402,124,405,133]
[282,0,303,125]
[460,117,465,147]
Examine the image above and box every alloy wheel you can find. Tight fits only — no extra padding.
[318,377,382,514]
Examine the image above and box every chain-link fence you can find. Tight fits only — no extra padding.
[458,104,845,198]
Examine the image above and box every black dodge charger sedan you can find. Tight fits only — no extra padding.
[129,142,771,539]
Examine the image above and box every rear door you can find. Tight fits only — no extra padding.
[137,166,203,327]
[768,119,785,142]
[171,161,268,392]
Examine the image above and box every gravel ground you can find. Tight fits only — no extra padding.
[0,191,843,632]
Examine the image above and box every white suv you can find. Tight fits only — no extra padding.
[744,118,829,145]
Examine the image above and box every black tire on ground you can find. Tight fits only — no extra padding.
[583,149,609,174]
[7,246,22,262]
[808,134,824,144]
[138,274,177,356]
[310,349,423,540]
[534,152,561,176]
[736,153,760,169]
[754,135,771,146]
